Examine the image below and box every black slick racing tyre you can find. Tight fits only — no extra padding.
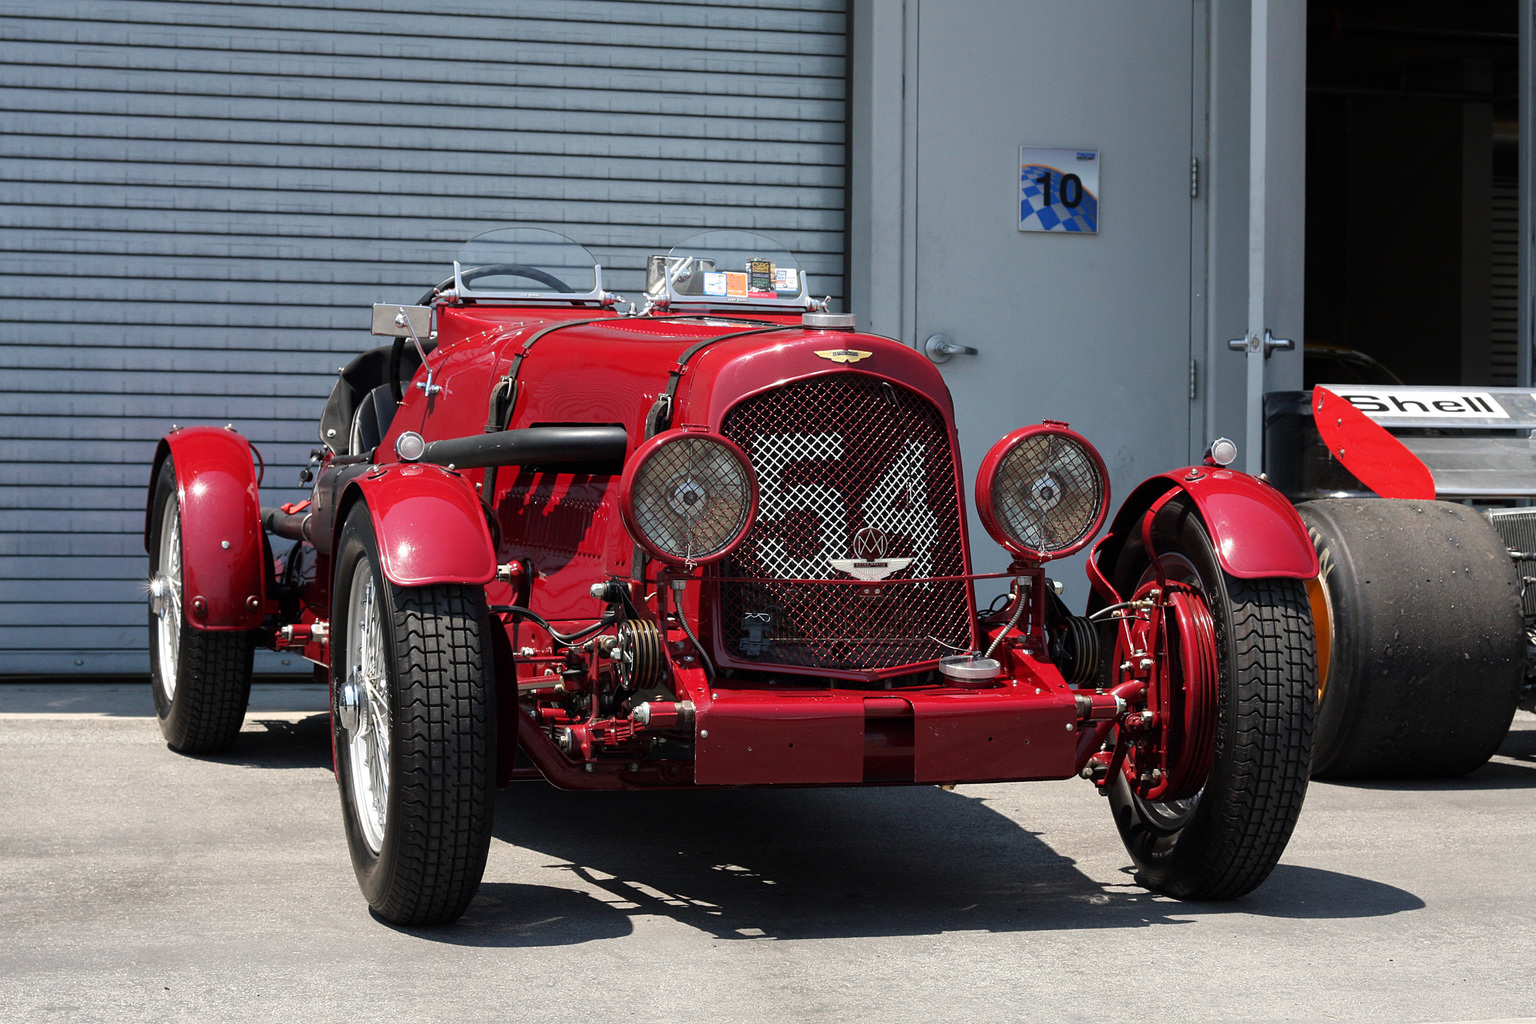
[1297,499,1524,778]
[147,456,254,754]
[331,503,495,926]
[1108,497,1315,900]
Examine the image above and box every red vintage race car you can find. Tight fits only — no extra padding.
[145,228,1318,925]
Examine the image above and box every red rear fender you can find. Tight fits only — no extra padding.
[342,465,497,587]
[147,427,266,630]
[1092,469,1318,593]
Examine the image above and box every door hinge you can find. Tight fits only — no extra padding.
[1190,157,1199,199]
[1189,358,1198,400]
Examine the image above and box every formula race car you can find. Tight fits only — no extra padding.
[1267,384,1532,778]
[146,228,1319,925]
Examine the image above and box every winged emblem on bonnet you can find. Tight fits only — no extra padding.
[814,349,873,364]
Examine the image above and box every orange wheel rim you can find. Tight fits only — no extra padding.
[1306,576,1333,704]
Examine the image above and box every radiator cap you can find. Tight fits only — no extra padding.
[938,654,1001,684]
[802,311,856,330]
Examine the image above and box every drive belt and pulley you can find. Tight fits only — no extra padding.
[612,619,664,692]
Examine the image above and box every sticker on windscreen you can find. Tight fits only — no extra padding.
[748,258,775,298]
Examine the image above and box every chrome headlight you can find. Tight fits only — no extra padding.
[976,422,1109,562]
[619,430,757,567]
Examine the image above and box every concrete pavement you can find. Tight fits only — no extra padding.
[2,682,1533,1024]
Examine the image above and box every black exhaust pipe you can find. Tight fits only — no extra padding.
[409,425,628,470]
[262,506,311,541]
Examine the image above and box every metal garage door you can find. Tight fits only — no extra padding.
[0,0,848,674]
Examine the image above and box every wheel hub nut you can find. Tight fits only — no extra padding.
[148,576,169,616]
[337,681,361,733]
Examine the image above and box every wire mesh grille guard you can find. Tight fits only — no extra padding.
[718,374,971,672]
[629,436,753,564]
[992,432,1104,555]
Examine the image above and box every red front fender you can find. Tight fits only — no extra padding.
[1093,468,1318,586]
[342,465,496,587]
[147,426,266,630]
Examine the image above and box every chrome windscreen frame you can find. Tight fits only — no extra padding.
[449,260,620,307]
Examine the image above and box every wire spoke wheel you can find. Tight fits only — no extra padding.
[343,563,391,854]
[1111,556,1221,830]
[331,503,495,926]
[1103,496,1315,900]
[150,494,184,702]
[145,456,253,754]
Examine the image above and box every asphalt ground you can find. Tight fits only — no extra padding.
[2,681,1534,1024]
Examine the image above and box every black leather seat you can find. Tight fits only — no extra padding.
[349,384,398,455]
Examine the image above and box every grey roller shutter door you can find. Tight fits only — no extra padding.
[0,0,848,675]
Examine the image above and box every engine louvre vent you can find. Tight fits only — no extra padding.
[717,374,973,674]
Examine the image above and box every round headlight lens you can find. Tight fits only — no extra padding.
[620,431,757,567]
[977,424,1109,561]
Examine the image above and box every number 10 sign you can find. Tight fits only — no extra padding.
[1019,147,1099,233]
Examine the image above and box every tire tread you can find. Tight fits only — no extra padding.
[163,626,255,754]
[372,582,494,926]
[1176,575,1314,899]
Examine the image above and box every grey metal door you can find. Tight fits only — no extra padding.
[912,1,1198,590]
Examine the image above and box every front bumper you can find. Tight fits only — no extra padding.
[692,677,1079,785]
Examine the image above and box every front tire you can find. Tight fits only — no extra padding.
[331,504,495,926]
[147,456,254,754]
[1107,498,1315,899]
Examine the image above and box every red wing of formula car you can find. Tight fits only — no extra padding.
[1311,386,1436,500]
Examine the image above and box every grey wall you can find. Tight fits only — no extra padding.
[0,0,848,674]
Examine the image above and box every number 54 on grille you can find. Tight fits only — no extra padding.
[146,228,1319,925]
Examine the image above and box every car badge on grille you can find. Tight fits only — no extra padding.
[829,527,912,581]
[814,349,873,364]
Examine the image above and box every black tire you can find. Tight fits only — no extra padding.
[331,503,495,926]
[1297,499,1524,778]
[147,456,254,754]
[1107,497,1315,900]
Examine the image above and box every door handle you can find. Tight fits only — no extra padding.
[925,334,978,363]
[1226,328,1293,358]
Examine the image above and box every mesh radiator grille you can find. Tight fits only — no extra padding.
[717,374,972,672]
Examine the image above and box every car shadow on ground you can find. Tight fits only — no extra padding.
[1317,724,1536,793]
[399,783,1423,947]
[193,713,333,770]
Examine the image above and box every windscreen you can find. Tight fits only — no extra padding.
[454,227,598,295]
[658,230,808,307]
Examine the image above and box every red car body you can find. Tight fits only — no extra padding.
[146,233,1319,924]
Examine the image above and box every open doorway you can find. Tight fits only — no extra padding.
[1304,1,1519,387]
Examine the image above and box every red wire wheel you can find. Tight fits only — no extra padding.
[975,422,1109,562]
[619,430,758,568]
[1113,572,1219,804]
